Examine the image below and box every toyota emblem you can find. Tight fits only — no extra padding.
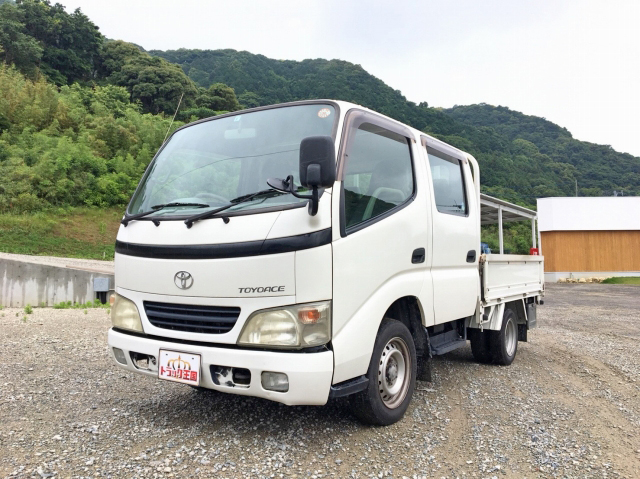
[174,271,194,290]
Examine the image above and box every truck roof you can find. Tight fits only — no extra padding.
[330,99,463,159]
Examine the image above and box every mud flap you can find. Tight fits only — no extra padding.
[518,324,528,342]
[526,302,537,328]
[417,356,432,382]
[417,328,433,382]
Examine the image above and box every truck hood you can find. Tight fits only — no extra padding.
[114,197,331,298]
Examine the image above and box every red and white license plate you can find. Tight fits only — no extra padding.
[158,349,201,386]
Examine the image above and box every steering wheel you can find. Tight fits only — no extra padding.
[196,192,228,203]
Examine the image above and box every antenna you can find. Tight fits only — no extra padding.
[163,92,184,144]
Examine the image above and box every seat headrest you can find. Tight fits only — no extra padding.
[368,160,411,197]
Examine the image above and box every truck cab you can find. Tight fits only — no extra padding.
[109,100,543,425]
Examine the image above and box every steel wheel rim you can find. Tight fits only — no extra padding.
[505,317,517,357]
[377,337,411,409]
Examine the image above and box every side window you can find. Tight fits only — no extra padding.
[428,152,468,216]
[343,123,414,229]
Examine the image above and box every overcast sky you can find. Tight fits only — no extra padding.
[61,0,640,157]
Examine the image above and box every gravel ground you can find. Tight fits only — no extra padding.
[1,283,639,478]
[0,253,114,274]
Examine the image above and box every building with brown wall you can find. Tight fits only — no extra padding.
[537,197,640,281]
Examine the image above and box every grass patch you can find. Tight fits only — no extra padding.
[53,299,109,309]
[0,207,122,260]
[601,277,640,285]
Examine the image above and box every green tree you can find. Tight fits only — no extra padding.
[17,0,103,84]
[96,40,143,79]
[238,91,261,109]
[108,55,198,114]
[196,83,240,111]
[0,2,42,75]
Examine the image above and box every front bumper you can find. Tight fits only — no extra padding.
[108,328,334,406]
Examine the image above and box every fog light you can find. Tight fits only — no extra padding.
[261,371,289,392]
[113,347,127,365]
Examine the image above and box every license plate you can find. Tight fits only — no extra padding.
[158,349,201,386]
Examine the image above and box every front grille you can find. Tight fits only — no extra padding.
[144,301,240,334]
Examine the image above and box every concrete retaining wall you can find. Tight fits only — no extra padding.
[0,258,114,307]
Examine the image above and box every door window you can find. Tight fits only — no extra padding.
[342,123,414,230]
[428,152,468,216]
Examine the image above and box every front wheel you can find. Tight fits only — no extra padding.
[349,319,417,426]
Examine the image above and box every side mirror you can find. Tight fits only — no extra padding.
[267,136,336,216]
[299,136,336,189]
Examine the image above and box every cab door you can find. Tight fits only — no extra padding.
[423,139,479,324]
[330,111,432,383]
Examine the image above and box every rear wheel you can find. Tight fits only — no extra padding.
[490,307,518,365]
[468,328,492,363]
[349,319,417,426]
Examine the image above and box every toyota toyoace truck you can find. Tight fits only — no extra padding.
[108,100,544,425]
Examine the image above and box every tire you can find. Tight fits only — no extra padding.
[468,328,492,364]
[489,307,518,365]
[349,319,417,426]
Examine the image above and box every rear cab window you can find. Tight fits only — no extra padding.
[427,150,468,216]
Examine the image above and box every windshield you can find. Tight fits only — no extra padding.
[128,103,337,217]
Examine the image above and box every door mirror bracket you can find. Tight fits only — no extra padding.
[267,136,336,216]
[267,175,324,216]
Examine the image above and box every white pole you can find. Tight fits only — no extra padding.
[531,218,537,249]
[498,205,504,254]
[537,217,542,255]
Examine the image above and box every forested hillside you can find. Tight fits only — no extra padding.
[445,104,640,198]
[153,49,640,203]
[0,0,638,219]
[0,0,243,213]
[150,49,438,129]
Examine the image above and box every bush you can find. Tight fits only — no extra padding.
[0,66,184,213]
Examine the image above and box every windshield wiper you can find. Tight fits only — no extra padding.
[122,202,209,227]
[228,188,283,204]
[183,189,287,229]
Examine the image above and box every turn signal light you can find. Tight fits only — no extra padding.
[298,308,320,324]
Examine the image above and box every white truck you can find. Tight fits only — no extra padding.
[108,100,544,425]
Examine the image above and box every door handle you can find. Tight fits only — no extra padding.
[466,250,477,263]
[412,248,426,264]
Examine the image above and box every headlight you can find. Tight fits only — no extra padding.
[238,301,331,349]
[111,293,143,333]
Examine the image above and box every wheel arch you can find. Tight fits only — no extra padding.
[332,277,428,385]
[382,296,429,362]
[479,300,526,331]
[509,299,527,324]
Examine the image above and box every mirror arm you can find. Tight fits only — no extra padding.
[267,175,321,216]
[307,186,319,216]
